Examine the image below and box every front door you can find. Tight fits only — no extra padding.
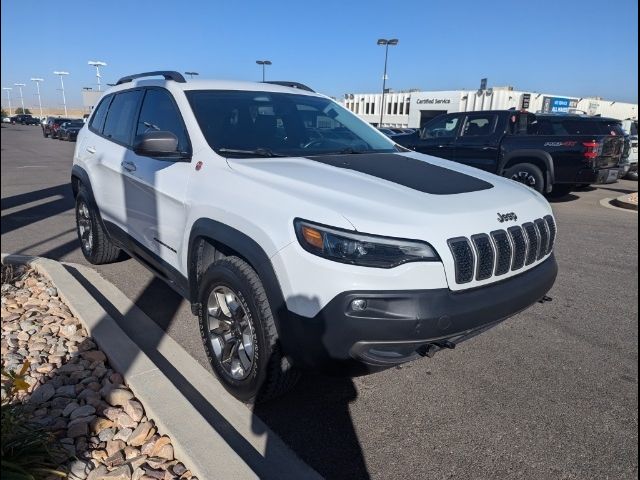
[411,114,462,160]
[453,112,504,172]
[121,88,192,269]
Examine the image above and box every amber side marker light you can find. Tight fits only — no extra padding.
[301,225,324,250]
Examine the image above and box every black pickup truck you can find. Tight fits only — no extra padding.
[11,114,40,126]
[395,110,625,195]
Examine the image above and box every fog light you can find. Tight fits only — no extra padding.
[350,299,367,311]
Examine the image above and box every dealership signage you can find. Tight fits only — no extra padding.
[521,93,531,110]
[416,98,451,105]
[542,96,578,113]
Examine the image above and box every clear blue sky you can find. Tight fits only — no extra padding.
[1,0,638,111]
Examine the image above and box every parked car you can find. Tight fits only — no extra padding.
[42,117,72,138]
[620,119,638,180]
[395,111,625,196]
[1,116,10,123]
[72,71,558,402]
[377,127,398,137]
[11,114,40,125]
[58,120,85,141]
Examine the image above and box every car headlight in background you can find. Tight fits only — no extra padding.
[294,219,439,268]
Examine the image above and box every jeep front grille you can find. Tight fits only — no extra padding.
[448,216,556,284]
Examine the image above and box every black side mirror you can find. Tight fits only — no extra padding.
[133,131,189,159]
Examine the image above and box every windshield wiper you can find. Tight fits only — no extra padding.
[217,148,285,158]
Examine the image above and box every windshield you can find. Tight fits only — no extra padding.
[186,90,397,157]
[68,121,84,127]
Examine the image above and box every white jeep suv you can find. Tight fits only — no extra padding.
[72,71,558,402]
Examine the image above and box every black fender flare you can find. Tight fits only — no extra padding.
[187,219,290,329]
[71,165,97,205]
[500,150,555,192]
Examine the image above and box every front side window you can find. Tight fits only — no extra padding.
[186,90,397,157]
[461,114,497,137]
[103,90,143,145]
[421,116,460,139]
[136,89,189,152]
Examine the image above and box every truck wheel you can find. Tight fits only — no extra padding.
[198,256,299,403]
[504,163,545,193]
[75,187,122,264]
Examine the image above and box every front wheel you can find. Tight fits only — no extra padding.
[198,257,299,403]
[503,163,545,194]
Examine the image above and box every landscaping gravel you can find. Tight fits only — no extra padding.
[1,264,196,480]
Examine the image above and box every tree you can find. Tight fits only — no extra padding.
[0,109,7,118]
[14,107,31,115]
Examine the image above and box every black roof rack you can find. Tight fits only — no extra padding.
[263,81,315,93]
[116,71,186,86]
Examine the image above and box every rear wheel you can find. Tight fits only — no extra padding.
[75,187,121,264]
[198,256,299,403]
[503,163,545,194]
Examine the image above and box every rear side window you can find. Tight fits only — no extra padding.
[103,90,143,145]
[136,89,190,152]
[90,96,112,134]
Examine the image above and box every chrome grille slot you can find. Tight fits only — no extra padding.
[523,222,539,266]
[508,226,527,271]
[534,218,549,260]
[471,234,495,281]
[544,215,556,254]
[447,238,474,284]
[491,230,512,276]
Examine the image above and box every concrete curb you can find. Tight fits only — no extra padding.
[2,253,321,480]
[611,193,638,211]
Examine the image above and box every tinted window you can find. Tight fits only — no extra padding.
[136,89,189,152]
[421,115,460,139]
[90,96,112,134]
[560,120,604,135]
[461,114,497,136]
[103,90,142,145]
[186,90,395,156]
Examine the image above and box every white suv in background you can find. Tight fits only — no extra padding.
[72,71,558,402]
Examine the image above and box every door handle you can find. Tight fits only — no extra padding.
[121,160,137,172]
[86,146,96,154]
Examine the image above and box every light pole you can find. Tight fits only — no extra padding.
[14,83,26,115]
[53,71,69,116]
[377,38,398,127]
[31,78,44,118]
[256,60,272,82]
[88,61,106,91]
[185,71,199,79]
[2,87,12,115]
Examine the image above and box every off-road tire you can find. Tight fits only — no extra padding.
[503,163,545,194]
[198,256,300,403]
[75,186,121,264]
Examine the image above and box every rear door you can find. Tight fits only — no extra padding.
[411,113,462,160]
[453,112,504,172]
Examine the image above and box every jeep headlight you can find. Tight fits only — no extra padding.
[294,219,439,268]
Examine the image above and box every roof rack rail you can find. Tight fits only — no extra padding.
[116,71,186,86]
[264,81,315,93]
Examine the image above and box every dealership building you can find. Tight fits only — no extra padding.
[340,86,638,128]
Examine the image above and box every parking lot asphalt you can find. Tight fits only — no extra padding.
[1,124,638,480]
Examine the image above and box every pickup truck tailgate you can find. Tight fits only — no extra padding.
[597,136,625,168]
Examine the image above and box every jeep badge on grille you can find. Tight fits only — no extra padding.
[497,212,518,223]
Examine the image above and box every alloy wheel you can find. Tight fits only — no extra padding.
[511,171,536,187]
[206,286,255,380]
[77,202,93,253]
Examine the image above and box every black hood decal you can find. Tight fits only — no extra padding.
[304,153,494,195]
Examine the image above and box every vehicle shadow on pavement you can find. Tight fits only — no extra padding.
[547,193,580,203]
[1,184,74,236]
[254,374,370,480]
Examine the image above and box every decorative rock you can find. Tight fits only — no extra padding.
[67,421,89,438]
[69,459,93,480]
[113,427,133,442]
[150,436,172,457]
[59,324,77,338]
[142,467,166,480]
[91,449,108,462]
[172,464,187,476]
[70,404,96,419]
[116,412,137,429]
[86,465,108,480]
[129,422,155,447]
[98,428,116,442]
[124,400,145,423]
[105,438,126,456]
[104,450,125,468]
[131,468,146,480]
[29,383,55,403]
[56,385,76,397]
[102,407,123,421]
[102,465,132,480]
[91,417,115,433]
[81,350,107,363]
[105,388,133,407]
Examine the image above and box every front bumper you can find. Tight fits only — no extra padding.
[279,254,558,374]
